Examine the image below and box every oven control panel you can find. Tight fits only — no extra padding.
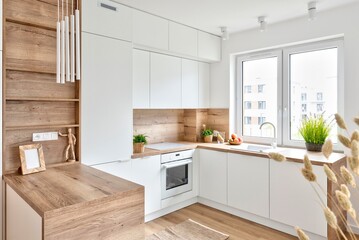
[161,149,195,164]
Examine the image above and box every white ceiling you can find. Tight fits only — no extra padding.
[113,0,359,35]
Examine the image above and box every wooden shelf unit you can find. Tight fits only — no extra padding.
[2,0,81,174]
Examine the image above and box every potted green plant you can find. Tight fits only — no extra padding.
[202,127,214,143]
[298,114,332,152]
[133,134,148,153]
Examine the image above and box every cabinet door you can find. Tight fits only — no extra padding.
[198,31,221,62]
[199,149,227,205]
[133,10,169,50]
[82,0,132,41]
[150,53,181,108]
[270,161,327,236]
[132,155,161,215]
[82,33,133,165]
[169,22,198,57]
[228,154,269,218]
[198,62,210,108]
[91,160,132,181]
[133,49,150,108]
[182,59,199,108]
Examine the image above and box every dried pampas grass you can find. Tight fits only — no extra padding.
[336,190,353,211]
[268,152,286,162]
[348,157,359,175]
[301,168,317,182]
[338,134,352,148]
[349,208,357,220]
[335,114,347,130]
[303,155,312,171]
[324,207,338,229]
[295,227,310,240]
[340,184,351,198]
[324,164,337,183]
[351,130,359,142]
[354,117,359,126]
[322,139,333,159]
[351,140,359,159]
[340,166,356,188]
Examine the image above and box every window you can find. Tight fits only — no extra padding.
[244,101,252,109]
[301,93,307,101]
[301,104,307,113]
[258,84,265,93]
[237,39,343,146]
[258,117,266,125]
[244,117,252,125]
[244,85,252,93]
[258,101,266,109]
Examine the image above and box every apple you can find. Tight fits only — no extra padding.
[231,133,237,139]
[233,138,240,144]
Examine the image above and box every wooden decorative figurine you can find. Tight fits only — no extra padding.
[59,128,77,162]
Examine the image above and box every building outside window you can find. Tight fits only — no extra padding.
[244,117,252,125]
[302,104,307,113]
[258,101,266,109]
[258,117,266,125]
[317,92,323,101]
[258,84,265,93]
[317,103,323,112]
[244,101,252,109]
[244,85,252,93]
[301,93,307,101]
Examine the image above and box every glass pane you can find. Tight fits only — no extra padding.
[289,48,338,141]
[242,57,277,138]
[166,165,188,190]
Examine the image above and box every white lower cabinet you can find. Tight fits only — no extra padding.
[227,153,269,218]
[132,156,161,215]
[91,160,132,181]
[199,149,227,205]
[270,161,327,237]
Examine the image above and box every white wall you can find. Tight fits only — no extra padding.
[210,1,359,229]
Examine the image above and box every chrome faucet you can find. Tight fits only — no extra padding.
[259,122,277,148]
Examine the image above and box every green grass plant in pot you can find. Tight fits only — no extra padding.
[202,126,214,143]
[298,114,333,152]
[133,134,148,153]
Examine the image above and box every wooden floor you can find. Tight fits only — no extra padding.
[145,203,297,240]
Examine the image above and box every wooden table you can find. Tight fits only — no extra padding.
[3,163,145,240]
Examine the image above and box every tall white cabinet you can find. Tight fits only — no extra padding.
[181,59,199,108]
[82,33,133,165]
[133,49,150,108]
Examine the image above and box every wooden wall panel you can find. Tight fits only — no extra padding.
[6,70,77,99]
[6,101,76,127]
[4,128,73,174]
[133,110,184,144]
[5,22,56,73]
[5,0,70,30]
[207,109,230,140]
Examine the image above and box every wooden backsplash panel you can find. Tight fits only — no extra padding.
[6,101,77,127]
[184,109,208,142]
[133,109,185,144]
[4,128,71,174]
[6,70,77,99]
[5,0,70,30]
[5,22,56,73]
[207,109,230,140]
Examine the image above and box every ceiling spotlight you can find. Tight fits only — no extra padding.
[258,16,267,32]
[220,27,229,40]
[308,1,317,21]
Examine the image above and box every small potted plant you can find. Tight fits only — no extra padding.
[202,125,214,143]
[298,114,332,152]
[133,134,148,153]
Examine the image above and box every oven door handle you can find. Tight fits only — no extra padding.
[162,159,192,169]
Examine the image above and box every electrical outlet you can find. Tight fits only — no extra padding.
[32,132,59,142]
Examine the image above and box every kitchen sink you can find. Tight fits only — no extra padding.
[230,143,282,153]
[246,144,272,152]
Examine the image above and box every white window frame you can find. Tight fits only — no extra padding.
[236,50,283,145]
[236,38,344,148]
[282,39,344,148]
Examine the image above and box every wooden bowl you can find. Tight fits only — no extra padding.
[228,141,242,145]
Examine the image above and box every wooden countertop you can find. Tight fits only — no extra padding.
[3,163,144,217]
[132,141,346,166]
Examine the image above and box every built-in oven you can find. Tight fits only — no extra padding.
[161,150,194,200]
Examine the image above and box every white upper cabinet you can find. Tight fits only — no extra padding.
[198,62,210,108]
[133,49,150,108]
[82,0,132,41]
[198,31,221,62]
[181,59,199,108]
[82,33,133,165]
[150,53,182,108]
[133,10,169,51]
[169,22,198,57]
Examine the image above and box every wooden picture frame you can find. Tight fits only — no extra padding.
[19,144,46,175]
